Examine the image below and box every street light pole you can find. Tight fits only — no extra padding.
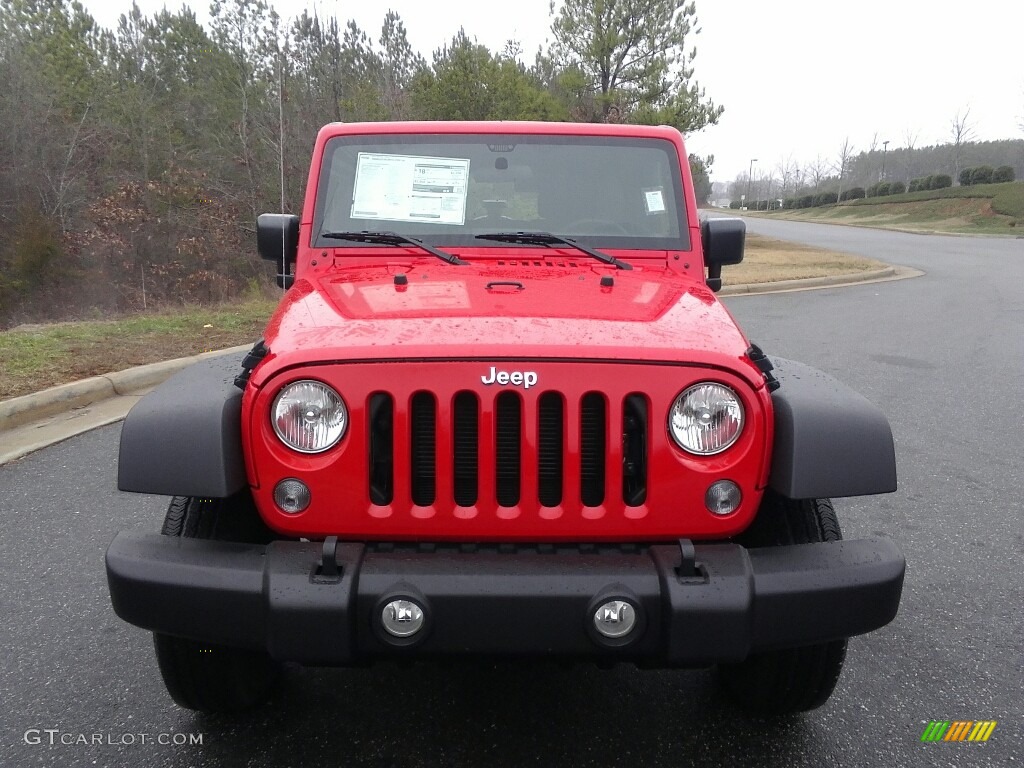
[746,158,757,209]
[881,140,889,181]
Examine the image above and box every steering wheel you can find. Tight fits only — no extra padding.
[565,219,630,235]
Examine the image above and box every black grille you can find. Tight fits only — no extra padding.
[495,392,521,506]
[453,392,478,506]
[367,388,645,510]
[580,393,606,506]
[537,393,564,506]
[368,393,393,504]
[622,394,648,505]
[410,392,436,505]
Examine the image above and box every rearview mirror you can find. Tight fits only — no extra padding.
[257,213,300,289]
[700,217,745,292]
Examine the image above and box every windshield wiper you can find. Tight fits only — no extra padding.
[320,230,468,265]
[474,232,631,270]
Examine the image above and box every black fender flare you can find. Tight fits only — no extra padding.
[768,358,897,499]
[118,354,247,498]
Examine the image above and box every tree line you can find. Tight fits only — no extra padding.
[0,0,722,326]
[726,136,1024,210]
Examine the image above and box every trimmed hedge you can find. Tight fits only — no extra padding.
[889,181,906,195]
[993,165,1015,183]
[970,166,994,185]
[841,187,865,201]
[962,165,1015,185]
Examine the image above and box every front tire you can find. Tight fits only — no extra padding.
[717,492,848,714]
[153,495,281,713]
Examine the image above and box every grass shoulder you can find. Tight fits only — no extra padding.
[0,299,277,400]
[727,234,885,284]
[754,181,1023,234]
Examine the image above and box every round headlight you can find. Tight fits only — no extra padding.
[668,383,744,455]
[272,380,347,453]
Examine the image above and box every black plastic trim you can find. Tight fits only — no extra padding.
[234,339,268,389]
[769,358,898,498]
[106,532,904,666]
[117,355,247,498]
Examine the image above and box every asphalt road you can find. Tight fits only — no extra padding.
[2,220,1021,767]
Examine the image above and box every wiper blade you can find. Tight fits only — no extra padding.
[320,230,467,265]
[474,231,632,270]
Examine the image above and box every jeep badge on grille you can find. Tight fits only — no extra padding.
[480,366,538,389]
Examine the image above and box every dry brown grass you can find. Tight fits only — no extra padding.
[0,299,276,400]
[728,234,886,284]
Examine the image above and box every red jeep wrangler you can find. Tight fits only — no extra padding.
[106,121,904,714]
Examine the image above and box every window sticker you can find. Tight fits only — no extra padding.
[351,153,470,225]
[643,188,666,214]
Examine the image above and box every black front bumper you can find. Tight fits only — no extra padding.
[105,533,904,666]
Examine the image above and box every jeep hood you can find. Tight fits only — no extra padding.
[254,264,763,388]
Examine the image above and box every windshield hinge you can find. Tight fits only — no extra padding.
[746,344,781,392]
[233,339,269,389]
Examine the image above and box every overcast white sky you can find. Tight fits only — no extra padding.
[85,0,1024,182]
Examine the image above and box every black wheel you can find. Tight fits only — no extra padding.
[153,494,281,713]
[717,491,848,714]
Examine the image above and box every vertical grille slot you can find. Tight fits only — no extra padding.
[537,393,563,506]
[410,392,436,506]
[368,393,393,505]
[495,392,521,506]
[622,394,648,505]
[580,392,606,506]
[453,392,478,506]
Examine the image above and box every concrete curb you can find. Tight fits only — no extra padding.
[0,344,251,433]
[0,377,116,433]
[719,266,896,296]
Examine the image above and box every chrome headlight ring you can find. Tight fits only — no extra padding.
[668,382,744,455]
[271,379,348,453]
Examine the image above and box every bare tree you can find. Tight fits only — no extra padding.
[834,137,855,201]
[807,155,828,192]
[761,173,776,209]
[902,127,919,182]
[43,104,91,234]
[950,106,976,182]
[775,154,799,201]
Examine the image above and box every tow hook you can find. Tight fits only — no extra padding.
[314,535,342,583]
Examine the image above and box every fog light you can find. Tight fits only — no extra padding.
[274,479,311,514]
[382,599,425,637]
[705,480,741,515]
[593,600,636,638]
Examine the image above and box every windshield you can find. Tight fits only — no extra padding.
[312,133,689,251]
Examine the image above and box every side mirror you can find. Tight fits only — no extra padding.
[257,213,300,289]
[700,217,745,292]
